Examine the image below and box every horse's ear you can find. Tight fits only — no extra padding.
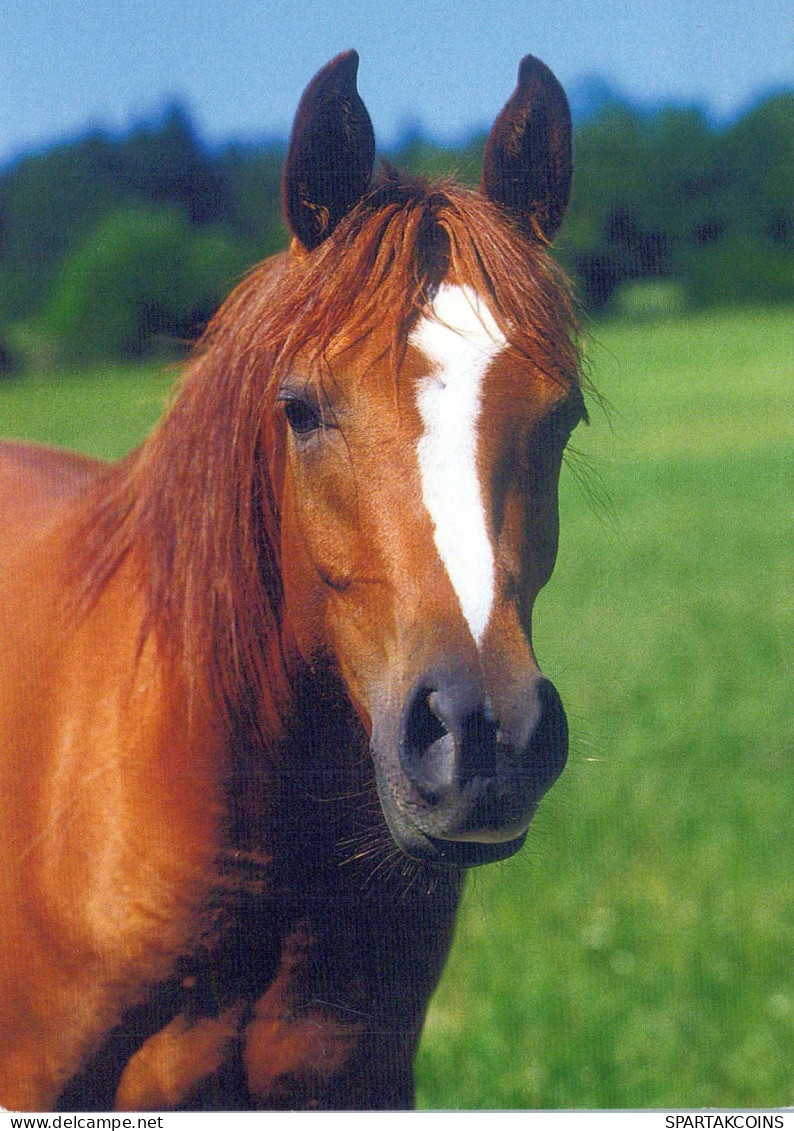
[282,50,375,251]
[481,55,572,242]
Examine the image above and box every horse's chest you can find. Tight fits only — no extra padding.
[56,868,460,1110]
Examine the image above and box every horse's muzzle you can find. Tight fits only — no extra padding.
[372,669,568,867]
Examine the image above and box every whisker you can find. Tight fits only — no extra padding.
[564,446,621,533]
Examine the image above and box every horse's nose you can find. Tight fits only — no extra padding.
[399,670,497,807]
[398,670,568,831]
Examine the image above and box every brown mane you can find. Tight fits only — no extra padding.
[74,170,583,749]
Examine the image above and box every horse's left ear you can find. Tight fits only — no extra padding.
[481,55,572,242]
[282,50,375,251]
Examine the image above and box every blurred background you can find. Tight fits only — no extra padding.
[1,0,791,1110]
[0,0,791,369]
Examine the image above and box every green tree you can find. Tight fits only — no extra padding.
[46,205,249,361]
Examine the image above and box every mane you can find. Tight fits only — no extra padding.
[74,170,583,749]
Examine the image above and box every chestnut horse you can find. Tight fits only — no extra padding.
[0,52,584,1110]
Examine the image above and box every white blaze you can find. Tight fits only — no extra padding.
[411,283,504,647]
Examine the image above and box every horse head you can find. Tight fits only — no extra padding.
[267,52,583,867]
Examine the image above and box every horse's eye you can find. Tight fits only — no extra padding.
[282,396,322,435]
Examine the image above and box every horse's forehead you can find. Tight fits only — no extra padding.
[408,283,507,378]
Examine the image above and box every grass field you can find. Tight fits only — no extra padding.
[1,306,792,1109]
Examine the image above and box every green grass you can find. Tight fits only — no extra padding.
[0,362,174,459]
[1,307,792,1108]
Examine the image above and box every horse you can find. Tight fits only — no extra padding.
[0,51,585,1111]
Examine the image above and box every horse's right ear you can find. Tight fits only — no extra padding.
[282,50,375,252]
[481,55,572,242]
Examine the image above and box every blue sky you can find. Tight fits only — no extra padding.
[1,0,791,164]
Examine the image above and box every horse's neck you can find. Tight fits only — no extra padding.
[221,654,368,865]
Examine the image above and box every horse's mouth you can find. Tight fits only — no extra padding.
[404,827,529,868]
[371,762,535,868]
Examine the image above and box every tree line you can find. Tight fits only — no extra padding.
[0,90,791,371]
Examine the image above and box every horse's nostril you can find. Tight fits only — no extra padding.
[525,678,568,791]
[400,684,457,804]
[400,677,501,806]
[408,689,448,754]
[426,691,446,728]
